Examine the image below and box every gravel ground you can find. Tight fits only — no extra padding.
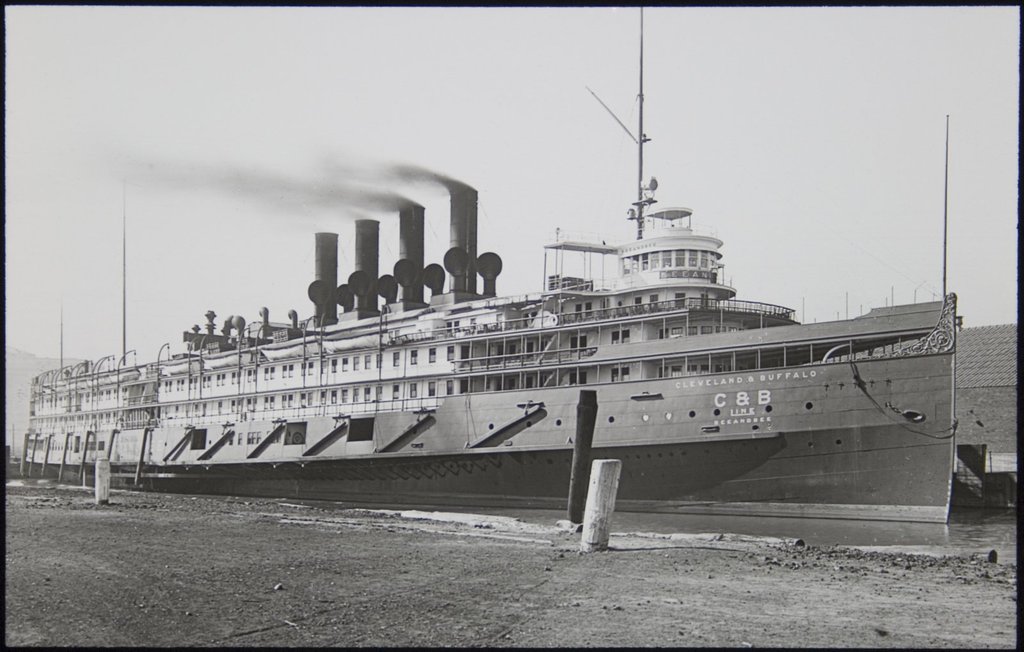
[4,482,1017,648]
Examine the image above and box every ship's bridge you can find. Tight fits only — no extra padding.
[543,207,736,302]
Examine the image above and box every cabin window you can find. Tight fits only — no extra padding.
[460,345,470,360]
[649,294,658,304]
[610,366,630,382]
[575,304,583,313]
[364,387,372,402]
[700,326,714,335]
[340,389,348,403]
[410,383,418,398]
[641,253,649,271]
[366,355,374,369]
[339,358,346,372]
[570,334,588,349]
[393,352,401,367]
[447,346,455,361]
[330,390,338,405]
[446,380,454,395]
[459,379,469,394]
[392,384,400,400]
[428,348,436,363]
[611,329,630,344]
[428,381,436,397]
[411,350,419,365]
[353,357,361,371]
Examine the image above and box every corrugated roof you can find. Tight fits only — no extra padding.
[956,324,1017,388]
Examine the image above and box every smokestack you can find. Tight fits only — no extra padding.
[398,203,425,304]
[354,219,380,312]
[449,185,478,293]
[314,232,338,326]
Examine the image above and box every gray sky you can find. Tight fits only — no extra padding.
[5,6,1019,364]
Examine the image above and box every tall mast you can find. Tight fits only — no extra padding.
[638,6,645,215]
[122,180,127,359]
[635,7,648,241]
[942,115,949,297]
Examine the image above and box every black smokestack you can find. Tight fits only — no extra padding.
[314,232,338,325]
[398,203,425,304]
[450,184,478,294]
[354,219,379,312]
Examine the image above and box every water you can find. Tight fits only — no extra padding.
[473,506,1018,564]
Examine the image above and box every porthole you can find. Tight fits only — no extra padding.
[835,439,842,445]
[608,416,615,423]
[752,425,759,431]
[526,421,532,428]
[665,412,673,420]
[805,402,813,410]
[807,441,814,447]
[765,405,773,413]
[642,414,650,422]
[555,419,562,426]
[713,408,721,416]
[688,410,696,418]
[488,423,494,430]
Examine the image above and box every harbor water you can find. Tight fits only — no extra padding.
[477,505,1019,564]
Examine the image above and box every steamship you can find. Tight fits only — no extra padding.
[20,12,958,523]
[21,189,958,522]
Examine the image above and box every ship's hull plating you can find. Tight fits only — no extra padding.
[34,351,955,523]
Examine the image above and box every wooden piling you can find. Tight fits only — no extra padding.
[57,432,71,483]
[135,428,151,486]
[95,459,111,505]
[40,436,53,478]
[567,389,599,524]
[107,429,119,461]
[580,459,622,553]
[80,431,93,486]
[20,432,30,477]
[27,435,39,479]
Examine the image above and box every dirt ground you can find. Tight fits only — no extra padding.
[4,482,1017,648]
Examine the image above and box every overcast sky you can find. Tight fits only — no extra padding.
[5,6,1019,365]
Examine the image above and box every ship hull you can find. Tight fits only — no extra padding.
[33,350,955,523]
[131,422,950,522]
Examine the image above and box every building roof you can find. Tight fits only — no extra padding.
[956,324,1017,388]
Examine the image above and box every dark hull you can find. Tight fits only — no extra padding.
[49,419,948,522]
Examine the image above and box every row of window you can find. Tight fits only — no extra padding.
[622,249,719,274]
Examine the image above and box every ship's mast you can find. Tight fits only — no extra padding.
[629,7,654,241]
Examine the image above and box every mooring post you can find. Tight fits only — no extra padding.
[57,432,71,483]
[20,432,30,477]
[135,428,151,486]
[567,389,599,524]
[80,431,93,486]
[40,435,54,478]
[580,459,623,553]
[95,458,111,505]
[27,435,40,479]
